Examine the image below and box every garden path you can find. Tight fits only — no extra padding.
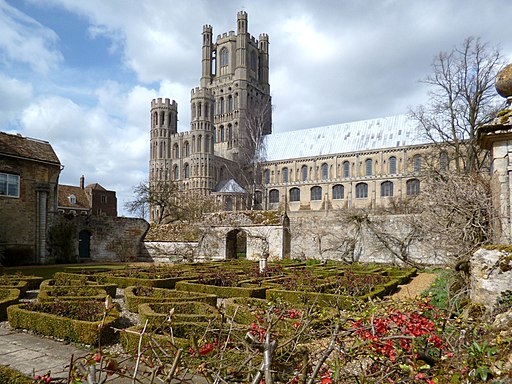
[391,272,438,300]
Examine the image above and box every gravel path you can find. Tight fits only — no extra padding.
[391,272,438,300]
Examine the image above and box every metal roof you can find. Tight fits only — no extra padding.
[262,115,430,162]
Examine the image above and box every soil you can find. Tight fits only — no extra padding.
[391,272,437,300]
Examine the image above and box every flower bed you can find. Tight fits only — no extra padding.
[138,302,219,326]
[7,301,119,345]
[124,286,217,312]
[0,288,20,321]
[94,267,195,289]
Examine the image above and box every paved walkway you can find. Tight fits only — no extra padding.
[0,323,88,380]
[391,272,437,300]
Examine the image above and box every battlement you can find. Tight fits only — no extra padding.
[217,31,236,41]
[151,98,177,108]
[203,24,212,32]
[259,33,268,41]
[237,10,247,19]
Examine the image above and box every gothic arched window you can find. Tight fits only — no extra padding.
[381,181,394,197]
[356,183,368,198]
[389,156,397,175]
[321,163,329,180]
[406,179,420,196]
[269,189,279,203]
[220,97,225,114]
[311,186,322,201]
[184,163,190,179]
[173,165,179,180]
[264,169,270,184]
[184,142,190,157]
[301,165,308,181]
[228,95,233,112]
[282,167,289,183]
[220,47,229,67]
[343,161,350,178]
[413,155,422,172]
[289,187,300,202]
[365,159,372,176]
[440,151,448,172]
[332,184,344,199]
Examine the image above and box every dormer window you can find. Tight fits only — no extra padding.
[68,194,76,204]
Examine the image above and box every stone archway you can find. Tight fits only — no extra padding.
[225,229,247,259]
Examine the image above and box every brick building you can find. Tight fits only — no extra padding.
[0,132,61,265]
[58,175,117,217]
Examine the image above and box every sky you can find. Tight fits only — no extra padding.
[1,0,512,216]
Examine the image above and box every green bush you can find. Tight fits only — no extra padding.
[124,286,217,312]
[176,280,267,298]
[40,278,117,298]
[120,325,188,359]
[7,303,119,345]
[0,365,32,384]
[0,280,28,297]
[0,288,20,320]
[138,302,219,326]
[37,286,108,302]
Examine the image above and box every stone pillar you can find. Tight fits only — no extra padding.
[35,184,50,263]
[477,64,512,243]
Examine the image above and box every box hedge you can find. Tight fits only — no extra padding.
[37,286,108,302]
[120,325,189,359]
[124,286,217,312]
[0,365,32,384]
[0,280,28,297]
[175,280,267,299]
[94,273,189,289]
[0,288,20,320]
[40,279,117,298]
[138,302,219,326]
[7,303,119,345]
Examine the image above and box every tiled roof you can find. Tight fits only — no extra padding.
[58,185,90,210]
[0,131,60,165]
[86,183,107,191]
[262,115,430,162]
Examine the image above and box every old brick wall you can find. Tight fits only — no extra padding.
[0,157,60,265]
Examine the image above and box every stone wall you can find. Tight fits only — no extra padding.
[49,214,149,262]
[140,241,198,263]
[288,211,448,266]
[470,248,512,309]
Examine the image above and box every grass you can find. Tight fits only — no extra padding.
[421,268,454,310]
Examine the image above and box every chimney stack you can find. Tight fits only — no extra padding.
[80,175,85,189]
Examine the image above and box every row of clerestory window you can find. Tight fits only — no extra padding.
[263,153,450,185]
[267,179,420,204]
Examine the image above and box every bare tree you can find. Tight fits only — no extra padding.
[410,37,505,173]
[125,180,220,224]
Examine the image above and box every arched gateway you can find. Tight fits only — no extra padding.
[197,211,290,261]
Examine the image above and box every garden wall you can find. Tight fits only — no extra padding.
[289,212,448,265]
[140,241,198,263]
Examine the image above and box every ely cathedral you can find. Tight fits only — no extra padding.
[149,12,442,222]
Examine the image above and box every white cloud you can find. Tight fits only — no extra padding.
[0,73,33,127]
[0,0,62,73]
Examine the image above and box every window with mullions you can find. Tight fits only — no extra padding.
[381,181,394,197]
[332,184,344,199]
[289,188,300,202]
[355,183,368,198]
[440,152,448,172]
[0,173,20,197]
[219,47,229,67]
[310,186,322,201]
[406,179,420,196]
[389,156,397,175]
[269,189,279,203]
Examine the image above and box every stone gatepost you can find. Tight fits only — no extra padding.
[477,64,512,244]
